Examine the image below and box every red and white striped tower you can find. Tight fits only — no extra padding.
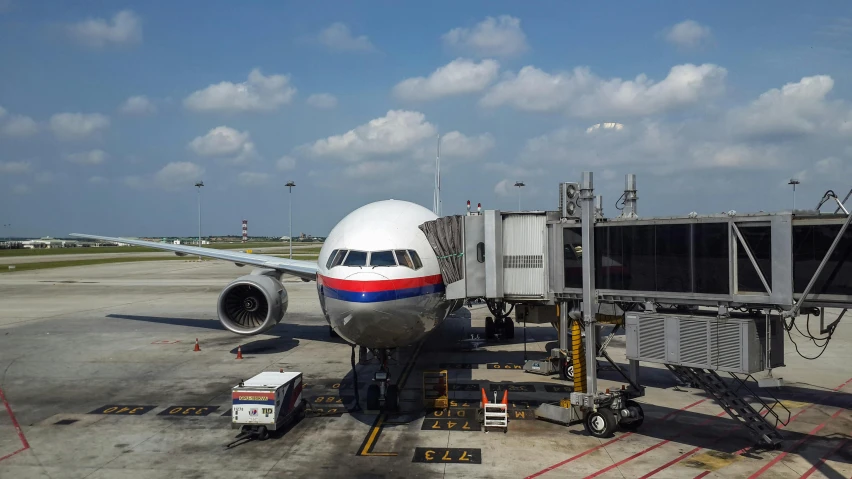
[241,220,247,242]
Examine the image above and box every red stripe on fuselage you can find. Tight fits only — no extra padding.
[318,274,443,293]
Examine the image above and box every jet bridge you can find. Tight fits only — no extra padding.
[419,172,852,445]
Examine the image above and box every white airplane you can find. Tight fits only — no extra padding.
[70,199,467,410]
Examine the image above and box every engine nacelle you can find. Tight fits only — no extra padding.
[217,274,288,335]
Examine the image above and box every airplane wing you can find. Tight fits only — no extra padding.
[68,233,318,281]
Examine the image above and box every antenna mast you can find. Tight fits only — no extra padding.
[433,133,441,216]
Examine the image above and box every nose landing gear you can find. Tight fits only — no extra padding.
[362,348,400,412]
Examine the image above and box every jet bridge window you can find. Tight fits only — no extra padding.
[370,251,397,267]
[343,250,367,266]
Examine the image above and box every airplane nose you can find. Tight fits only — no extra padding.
[344,271,389,281]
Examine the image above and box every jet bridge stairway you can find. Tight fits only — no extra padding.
[668,365,790,448]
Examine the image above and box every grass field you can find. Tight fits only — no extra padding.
[0,254,319,273]
[0,243,324,257]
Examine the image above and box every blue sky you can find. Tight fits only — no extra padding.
[1,1,851,238]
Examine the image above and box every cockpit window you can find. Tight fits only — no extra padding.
[330,250,347,268]
[370,251,396,267]
[326,249,340,269]
[408,250,423,269]
[342,250,367,266]
[395,250,414,269]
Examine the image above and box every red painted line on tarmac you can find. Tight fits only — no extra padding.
[0,386,30,463]
[524,398,708,479]
[694,471,711,479]
[799,438,849,479]
[588,410,728,479]
[747,408,845,479]
[638,446,702,479]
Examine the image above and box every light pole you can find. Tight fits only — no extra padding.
[514,181,525,211]
[788,178,800,211]
[286,181,295,259]
[195,181,204,260]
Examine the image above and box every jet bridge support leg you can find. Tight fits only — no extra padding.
[568,172,645,439]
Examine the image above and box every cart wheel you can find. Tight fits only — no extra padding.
[385,385,399,411]
[584,408,617,438]
[366,384,380,410]
[257,426,269,441]
[619,400,644,431]
[561,361,574,381]
[504,427,508,434]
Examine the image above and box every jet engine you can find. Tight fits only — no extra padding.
[216,274,288,335]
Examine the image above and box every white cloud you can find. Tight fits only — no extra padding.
[11,184,30,195]
[0,161,30,174]
[586,122,625,133]
[665,20,712,48]
[494,179,517,197]
[119,95,156,115]
[188,126,255,163]
[317,22,375,52]
[306,93,338,109]
[393,58,500,102]
[2,115,38,137]
[442,15,528,57]
[184,69,296,113]
[304,110,437,161]
[439,131,495,158]
[88,176,109,184]
[49,112,110,140]
[237,172,270,186]
[276,155,297,171]
[154,162,204,189]
[728,75,844,139]
[34,171,56,184]
[480,63,727,117]
[67,10,141,48]
[65,149,108,165]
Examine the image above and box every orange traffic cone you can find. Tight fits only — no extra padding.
[236,346,243,360]
[481,388,489,408]
[501,389,508,405]
[193,338,200,351]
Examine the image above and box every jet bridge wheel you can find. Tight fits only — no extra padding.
[584,408,618,438]
[619,400,644,431]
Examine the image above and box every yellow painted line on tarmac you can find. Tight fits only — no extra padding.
[358,340,425,457]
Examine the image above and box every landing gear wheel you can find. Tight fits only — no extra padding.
[385,385,399,412]
[485,317,495,339]
[561,361,574,381]
[584,408,617,438]
[505,318,514,339]
[619,400,644,431]
[366,384,380,410]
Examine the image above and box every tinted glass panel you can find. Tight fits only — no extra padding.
[331,250,347,267]
[408,250,423,269]
[737,226,772,293]
[793,224,852,295]
[655,224,691,293]
[563,228,583,289]
[395,250,413,268]
[622,225,656,291]
[326,249,339,269]
[343,250,367,266]
[370,251,396,266]
[693,223,729,294]
[596,227,625,290]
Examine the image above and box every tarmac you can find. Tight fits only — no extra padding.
[0,259,850,478]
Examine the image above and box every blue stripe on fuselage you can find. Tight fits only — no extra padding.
[322,283,444,303]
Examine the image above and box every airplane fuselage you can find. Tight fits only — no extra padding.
[315,200,456,349]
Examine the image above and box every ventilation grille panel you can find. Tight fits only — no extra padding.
[679,320,708,365]
[638,317,666,361]
[714,321,743,370]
